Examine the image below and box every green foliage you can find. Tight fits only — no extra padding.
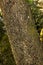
[31,1,43,34]
[25,0,43,41]
[0,12,16,65]
[0,35,16,65]
[0,15,5,41]
[25,0,33,5]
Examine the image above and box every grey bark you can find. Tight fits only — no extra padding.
[0,0,43,65]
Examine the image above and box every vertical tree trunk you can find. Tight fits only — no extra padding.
[0,0,42,65]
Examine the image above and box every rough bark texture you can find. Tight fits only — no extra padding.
[0,0,43,65]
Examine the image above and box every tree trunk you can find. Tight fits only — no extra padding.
[0,0,42,65]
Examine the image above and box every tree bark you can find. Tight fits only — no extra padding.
[0,0,42,65]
